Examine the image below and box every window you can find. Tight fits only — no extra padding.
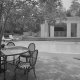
[54,23,67,37]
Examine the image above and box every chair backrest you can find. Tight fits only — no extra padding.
[6,42,15,46]
[28,43,35,52]
[29,50,38,66]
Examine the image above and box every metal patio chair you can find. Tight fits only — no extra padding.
[6,42,16,64]
[14,50,38,80]
[20,43,36,62]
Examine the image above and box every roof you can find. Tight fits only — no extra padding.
[56,16,80,23]
[66,16,80,21]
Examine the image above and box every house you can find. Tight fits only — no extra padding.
[40,17,80,38]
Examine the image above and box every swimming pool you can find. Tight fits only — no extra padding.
[14,41,80,54]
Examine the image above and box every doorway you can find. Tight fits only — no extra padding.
[71,23,77,37]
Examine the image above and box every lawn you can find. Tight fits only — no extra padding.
[0,52,80,80]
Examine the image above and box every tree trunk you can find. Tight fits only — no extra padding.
[0,3,4,73]
[0,4,3,51]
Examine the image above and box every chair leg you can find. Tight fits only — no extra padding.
[4,71,6,80]
[24,70,26,75]
[26,58,27,62]
[13,68,17,80]
[13,56,15,64]
[4,59,6,80]
[33,67,36,78]
[26,69,28,80]
[26,58,29,62]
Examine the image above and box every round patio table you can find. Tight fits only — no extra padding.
[2,46,28,56]
[0,46,28,73]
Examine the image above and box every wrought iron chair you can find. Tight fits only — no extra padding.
[20,43,35,62]
[6,42,16,64]
[0,55,7,80]
[14,50,38,80]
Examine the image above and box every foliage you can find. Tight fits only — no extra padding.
[0,0,66,34]
[38,0,66,25]
[67,0,80,16]
[4,0,41,33]
[66,10,72,17]
[70,0,80,11]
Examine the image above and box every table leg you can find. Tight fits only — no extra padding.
[0,57,4,73]
[0,57,1,73]
[0,56,7,73]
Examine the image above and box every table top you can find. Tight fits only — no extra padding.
[1,46,28,56]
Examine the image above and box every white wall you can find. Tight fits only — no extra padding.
[67,22,71,37]
[77,23,80,38]
[41,20,49,37]
[41,24,45,37]
[50,26,54,37]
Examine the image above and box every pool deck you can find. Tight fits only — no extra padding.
[12,41,80,54]
[2,40,80,55]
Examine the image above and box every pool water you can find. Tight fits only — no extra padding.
[14,41,80,54]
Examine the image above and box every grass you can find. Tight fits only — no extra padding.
[0,52,80,80]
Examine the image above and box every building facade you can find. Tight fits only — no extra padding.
[41,17,80,38]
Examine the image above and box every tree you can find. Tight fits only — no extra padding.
[69,0,80,16]
[6,0,39,33]
[70,0,80,11]
[0,0,36,50]
[66,10,72,17]
[38,0,66,25]
[3,0,66,34]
